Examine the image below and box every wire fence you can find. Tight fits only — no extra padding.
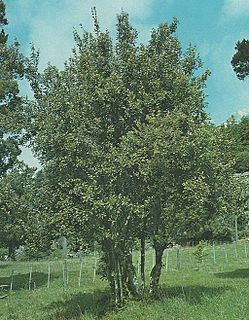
[0,241,249,294]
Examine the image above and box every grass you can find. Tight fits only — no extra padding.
[1,241,249,319]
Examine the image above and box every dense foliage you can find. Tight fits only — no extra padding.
[0,164,34,259]
[224,116,249,173]
[0,1,30,258]
[0,0,23,175]
[231,39,249,80]
[22,10,246,303]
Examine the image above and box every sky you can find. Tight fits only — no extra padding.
[4,0,249,167]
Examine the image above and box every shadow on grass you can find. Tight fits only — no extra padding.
[46,289,112,319]
[46,284,230,319]
[0,272,57,291]
[215,268,249,279]
[156,285,230,305]
[0,264,11,269]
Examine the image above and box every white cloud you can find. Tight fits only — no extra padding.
[222,0,249,17]
[8,0,159,68]
[236,106,249,118]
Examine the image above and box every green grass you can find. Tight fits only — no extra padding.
[1,242,249,319]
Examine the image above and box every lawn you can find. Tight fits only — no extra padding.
[0,242,249,320]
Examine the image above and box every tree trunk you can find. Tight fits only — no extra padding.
[149,246,164,297]
[125,251,139,298]
[117,255,124,305]
[102,240,139,303]
[140,236,145,291]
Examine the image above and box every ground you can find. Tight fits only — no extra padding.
[0,242,249,319]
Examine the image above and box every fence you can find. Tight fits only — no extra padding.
[0,241,249,293]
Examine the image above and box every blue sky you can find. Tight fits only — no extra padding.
[4,0,249,166]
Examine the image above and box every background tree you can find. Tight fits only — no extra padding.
[24,170,59,259]
[224,116,249,173]
[0,163,34,259]
[0,0,25,174]
[231,39,249,80]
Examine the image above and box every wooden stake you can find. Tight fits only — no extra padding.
[62,263,65,286]
[93,257,97,282]
[235,215,238,243]
[244,243,248,258]
[234,242,238,260]
[223,244,228,263]
[28,267,32,290]
[47,263,51,289]
[176,248,181,270]
[78,261,83,287]
[10,269,14,292]
[212,242,216,264]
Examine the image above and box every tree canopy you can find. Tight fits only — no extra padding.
[22,11,245,303]
[231,39,249,80]
[0,0,25,175]
[225,116,249,173]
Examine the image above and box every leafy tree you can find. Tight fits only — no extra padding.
[25,10,242,303]
[224,116,249,173]
[231,39,249,80]
[118,112,241,294]
[0,0,25,174]
[231,38,249,172]
[0,0,28,260]
[0,163,34,259]
[24,170,59,259]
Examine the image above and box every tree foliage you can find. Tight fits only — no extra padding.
[0,163,34,259]
[0,0,25,175]
[231,39,249,80]
[24,11,245,303]
[224,116,249,173]
[23,170,59,259]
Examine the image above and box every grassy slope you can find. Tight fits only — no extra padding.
[1,242,249,320]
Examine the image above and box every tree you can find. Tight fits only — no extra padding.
[118,111,241,294]
[0,0,25,174]
[24,170,59,259]
[0,163,34,259]
[0,1,30,259]
[224,116,249,173]
[25,10,242,303]
[231,39,249,80]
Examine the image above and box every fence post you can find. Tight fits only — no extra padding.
[10,269,14,292]
[28,267,32,290]
[235,215,238,243]
[176,247,181,270]
[244,243,248,258]
[47,263,51,289]
[78,260,83,287]
[234,242,238,261]
[223,244,228,264]
[212,242,216,264]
